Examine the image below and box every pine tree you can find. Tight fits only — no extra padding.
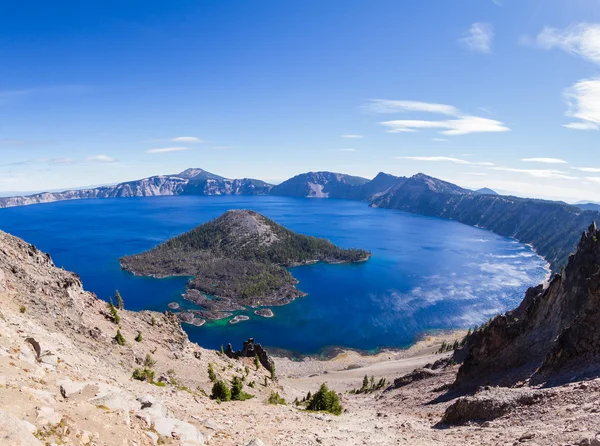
[231,376,243,400]
[208,363,216,382]
[115,290,124,310]
[270,363,276,380]
[361,375,369,392]
[210,380,231,402]
[108,298,120,324]
[370,376,375,390]
[135,332,142,342]
[115,329,126,346]
[254,354,260,370]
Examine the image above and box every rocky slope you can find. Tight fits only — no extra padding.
[120,210,369,321]
[454,223,600,389]
[2,228,600,444]
[372,173,600,273]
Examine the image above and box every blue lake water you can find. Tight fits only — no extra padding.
[0,196,549,355]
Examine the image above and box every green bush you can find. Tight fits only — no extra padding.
[115,329,126,346]
[135,332,143,342]
[231,376,253,401]
[210,380,231,402]
[144,353,156,368]
[267,391,286,405]
[306,384,343,415]
[19,305,26,314]
[254,354,260,370]
[132,368,154,383]
[108,298,120,324]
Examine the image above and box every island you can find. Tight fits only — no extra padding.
[120,209,370,319]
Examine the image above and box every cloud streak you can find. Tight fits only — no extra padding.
[534,23,600,65]
[521,158,568,164]
[491,167,576,180]
[172,136,203,143]
[563,78,600,130]
[397,156,494,166]
[146,147,190,154]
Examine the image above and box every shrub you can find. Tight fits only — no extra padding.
[220,345,224,355]
[267,391,286,405]
[132,368,154,382]
[115,329,126,346]
[208,363,216,382]
[144,353,156,368]
[135,332,143,342]
[245,366,250,376]
[254,354,260,370]
[270,363,276,380]
[150,316,156,326]
[19,305,26,314]
[306,384,343,415]
[210,380,231,402]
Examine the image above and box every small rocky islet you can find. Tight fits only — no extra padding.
[120,209,370,320]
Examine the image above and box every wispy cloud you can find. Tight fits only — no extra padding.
[382,116,510,135]
[563,78,600,130]
[533,23,600,65]
[460,23,494,54]
[86,154,117,163]
[340,134,364,139]
[586,177,600,184]
[491,167,576,180]
[172,136,203,143]
[367,99,459,116]
[369,99,510,136]
[146,147,190,154]
[521,157,568,164]
[337,148,357,152]
[397,156,494,166]
[573,166,600,173]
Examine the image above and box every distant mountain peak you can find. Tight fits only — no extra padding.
[475,187,498,195]
[176,168,225,180]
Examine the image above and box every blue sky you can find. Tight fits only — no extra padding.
[1,0,600,201]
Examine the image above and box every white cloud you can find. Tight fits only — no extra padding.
[563,78,600,130]
[337,148,357,152]
[146,147,190,154]
[396,156,494,166]
[521,158,568,164]
[573,167,600,173]
[86,154,117,163]
[382,116,510,135]
[340,134,364,139]
[586,177,600,184]
[172,136,203,143]
[491,167,576,180]
[460,23,494,54]
[534,23,600,65]
[367,99,460,116]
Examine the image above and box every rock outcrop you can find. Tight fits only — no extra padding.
[225,338,275,372]
[454,223,600,389]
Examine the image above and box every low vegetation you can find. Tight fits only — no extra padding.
[114,329,126,346]
[350,375,387,394]
[267,391,286,405]
[306,383,343,415]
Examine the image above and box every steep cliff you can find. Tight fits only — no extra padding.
[454,223,600,389]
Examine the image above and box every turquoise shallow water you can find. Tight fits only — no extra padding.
[0,195,549,354]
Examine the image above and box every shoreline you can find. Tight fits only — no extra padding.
[274,328,468,382]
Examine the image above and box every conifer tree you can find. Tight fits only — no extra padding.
[108,298,120,324]
[115,329,126,346]
[115,290,124,310]
[135,331,142,342]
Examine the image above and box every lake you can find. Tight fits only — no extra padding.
[0,195,549,355]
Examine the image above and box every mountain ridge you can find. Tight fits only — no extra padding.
[1,167,598,273]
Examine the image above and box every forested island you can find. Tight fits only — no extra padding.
[120,209,370,321]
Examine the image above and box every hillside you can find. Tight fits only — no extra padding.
[268,172,370,198]
[2,228,600,444]
[453,222,600,390]
[120,210,370,318]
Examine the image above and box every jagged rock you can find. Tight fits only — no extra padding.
[442,388,545,425]
[225,338,274,371]
[455,223,600,389]
[246,439,266,446]
[145,430,159,445]
[389,368,438,390]
[153,418,205,445]
[0,410,43,445]
[58,378,87,399]
[18,343,37,364]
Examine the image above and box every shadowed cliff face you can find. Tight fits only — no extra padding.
[454,223,600,389]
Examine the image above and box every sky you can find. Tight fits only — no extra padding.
[1,0,600,202]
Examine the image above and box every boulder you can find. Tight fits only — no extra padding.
[0,410,43,446]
